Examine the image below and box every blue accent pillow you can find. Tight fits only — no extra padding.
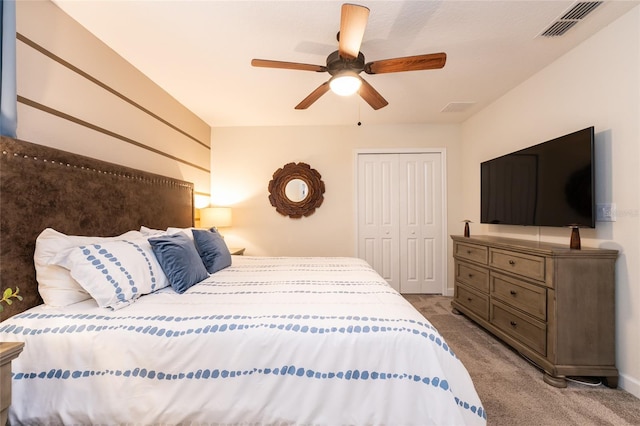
[192,228,232,274]
[148,233,209,293]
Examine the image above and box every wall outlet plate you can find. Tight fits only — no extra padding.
[596,203,616,222]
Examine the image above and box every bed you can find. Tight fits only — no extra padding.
[0,136,486,425]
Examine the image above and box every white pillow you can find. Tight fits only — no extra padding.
[51,238,169,310]
[34,228,143,307]
[139,226,166,237]
[166,227,196,240]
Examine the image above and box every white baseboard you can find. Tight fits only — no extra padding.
[619,373,640,399]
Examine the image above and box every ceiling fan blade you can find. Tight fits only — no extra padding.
[358,77,388,110]
[295,81,331,110]
[364,52,447,74]
[251,59,327,73]
[338,4,370,60]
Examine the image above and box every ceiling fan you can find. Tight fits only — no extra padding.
[251,3,446,110]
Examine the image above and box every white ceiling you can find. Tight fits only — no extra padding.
[52,1,638,128]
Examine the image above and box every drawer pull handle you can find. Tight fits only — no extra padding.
[510,321,517,327]
[509,260,516,265]
[510,290,517,296]
[468,274,474,278]
[467,297,473,302]
[467,250,472,255]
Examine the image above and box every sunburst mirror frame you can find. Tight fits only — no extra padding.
[268,162,325,218]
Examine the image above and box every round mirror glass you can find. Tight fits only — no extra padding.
[285,179,308,202]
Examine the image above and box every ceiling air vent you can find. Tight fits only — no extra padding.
[540,1,603,37]
[562,1,603,20]
[441,102,476,113]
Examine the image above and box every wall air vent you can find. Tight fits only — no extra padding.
[540,1,603,37]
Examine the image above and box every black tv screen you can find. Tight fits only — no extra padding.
[481,127,595,228]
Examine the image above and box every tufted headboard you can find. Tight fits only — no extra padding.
[0,136,194,321]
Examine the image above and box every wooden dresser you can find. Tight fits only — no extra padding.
[451,235,618,388]
[1,342,25,425]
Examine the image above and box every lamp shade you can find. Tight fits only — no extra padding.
[200,207,232,228]
[329,72,362,96]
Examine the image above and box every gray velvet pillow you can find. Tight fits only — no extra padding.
[148,233,209,293]
[192,228,232,274]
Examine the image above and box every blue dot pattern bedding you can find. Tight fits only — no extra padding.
[0,256,486,425]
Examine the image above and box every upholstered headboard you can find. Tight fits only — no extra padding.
[0,136,194,321]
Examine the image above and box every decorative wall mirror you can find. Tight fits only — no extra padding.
[268,162,325,218]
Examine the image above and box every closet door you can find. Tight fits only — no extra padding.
[357,151,444,294]
[398,153,443,293]
[357,154,400,290]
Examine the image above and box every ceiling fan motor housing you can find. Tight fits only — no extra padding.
[326,50,365,76]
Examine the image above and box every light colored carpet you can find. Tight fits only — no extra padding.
[404,294,640,426]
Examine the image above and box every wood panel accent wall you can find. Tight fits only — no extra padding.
[15,1,211,200]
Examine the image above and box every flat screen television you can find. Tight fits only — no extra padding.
[481,126,595,228]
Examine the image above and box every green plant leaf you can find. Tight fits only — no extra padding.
[5,299,12,305]
[3,287,11,299]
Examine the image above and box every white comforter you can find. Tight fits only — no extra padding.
[0,257,486,425]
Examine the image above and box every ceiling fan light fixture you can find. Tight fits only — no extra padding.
[329,72,362,96]
[251,4,444,110]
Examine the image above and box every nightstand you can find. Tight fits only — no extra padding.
[229,247,245,255]
[1,342,25,426]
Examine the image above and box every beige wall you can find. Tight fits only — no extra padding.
[15,1,211,201]
[460,7,640,397]
[211,124,462,285]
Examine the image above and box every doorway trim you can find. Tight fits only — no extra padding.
[354,148,449,296]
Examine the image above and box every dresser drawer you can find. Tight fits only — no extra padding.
[454,242,488,264]
[489,248,546,282]
[455,262,489,293]
[491,272,546,321]
[455,283,489,320]
[491,300,546,356]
